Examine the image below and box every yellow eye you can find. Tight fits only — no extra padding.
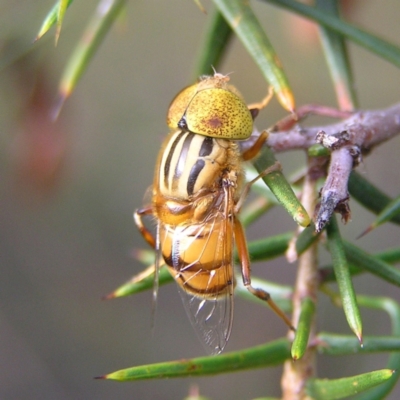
[166,74,254,140]
[183,87,253,139]
[166,84,197,130]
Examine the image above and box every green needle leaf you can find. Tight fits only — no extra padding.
[356,295,400,335]
[306,369,395,400]
[243,232,292,262]
[348,171,400,225]
[327,216,363,342]
[317,296,400,398]
[320,246,400,282]
[212,0,295,111]
[317,333,400,356]
[344,241,400,287]
[374,246,400,264]
[295,223,322,257]
[240,196,275,227]
[97,339,291,381]
[55,0,70,45]
[252,147,310,227]
[263,0,400,68]
[103,264,172,299]
[36,0,74,42]
[195,9,233,77]
[53,0,127,118]
[316,0,357,110]
[291,296,315,360]
[354,295,400,399]
[359,193,400,238]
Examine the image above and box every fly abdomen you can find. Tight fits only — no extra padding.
[159,221,234,297]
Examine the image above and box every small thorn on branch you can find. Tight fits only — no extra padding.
[315,194,351,232]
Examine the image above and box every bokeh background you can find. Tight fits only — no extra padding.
[0,1,399,399]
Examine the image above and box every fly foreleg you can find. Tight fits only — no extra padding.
[247,86,274,121]
[134,206,156,249]
[241,130,269,161]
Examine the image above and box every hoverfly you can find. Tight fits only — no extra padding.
[134,73,294,354]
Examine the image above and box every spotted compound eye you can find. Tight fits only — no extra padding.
[166,75,254,140]
[166,84,198,130]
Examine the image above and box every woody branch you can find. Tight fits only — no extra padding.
[244,102,400,231]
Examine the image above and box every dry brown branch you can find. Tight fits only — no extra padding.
[267,102,400,152]
[281,158,319,400]
[243,102,400,231]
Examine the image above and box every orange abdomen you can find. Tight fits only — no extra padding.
[160,221,234,297]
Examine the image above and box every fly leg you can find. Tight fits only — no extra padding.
[234,216,295,331]
[237,126,282,213]
[134,206,162,318]
[241,130,270,161]
[247,86,274,120]
[134,206,156,248]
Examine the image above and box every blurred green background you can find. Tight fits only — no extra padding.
[0,1,399,399]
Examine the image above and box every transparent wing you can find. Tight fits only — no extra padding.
[176,261,234,355]
[164,188,235,354]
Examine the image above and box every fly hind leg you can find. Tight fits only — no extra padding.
[233,216,295,331]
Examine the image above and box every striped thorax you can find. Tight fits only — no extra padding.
[155,130,243,201]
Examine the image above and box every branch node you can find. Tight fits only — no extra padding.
[315,129,351,150]
[349,145,362,167]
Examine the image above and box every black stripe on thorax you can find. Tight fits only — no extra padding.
[187,159,205,196]
[199,136,213,157]
[186,136,214,196]
[163,131,186,189]
[173,132,195,183]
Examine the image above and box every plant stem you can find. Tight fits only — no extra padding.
[281,157,319,400]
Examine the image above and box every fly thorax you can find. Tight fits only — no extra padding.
[158,131,233,199]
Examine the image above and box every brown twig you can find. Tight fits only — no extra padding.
[243,102,400,231]
[281,157,319,400]
[266,102,400,152]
